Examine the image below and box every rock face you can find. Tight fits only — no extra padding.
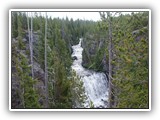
[102,54,109,73]
[81,36,108,73]
[88,42,97,55]
[11,31,45,108]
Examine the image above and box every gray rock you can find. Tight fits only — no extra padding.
[33,61,45,84]
[22,38,27,43]
[98,39,105,50]
[72,56,78,60]
[89,42,97,55]
[102,54,109,72]
[11,31,46,108]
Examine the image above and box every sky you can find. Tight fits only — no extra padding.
[34,12,133,21]
[40,12,101,21]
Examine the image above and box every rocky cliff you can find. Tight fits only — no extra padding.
[11,31,46,108]
[81,34,108,73]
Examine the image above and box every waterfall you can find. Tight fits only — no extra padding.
[71,38,109,108]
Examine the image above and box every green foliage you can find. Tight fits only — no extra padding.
[83,12,149,108]
[70,70,87,108]
[11,12,18,38]
[109,12,149,108]
[82,34,106,72]
[12,12,40,108]
[94,47,105,71]
[89,101,94,108]
[13,39,40,108]
[12,12,93,109]
[11,11,149,109]
[53,61,72,108]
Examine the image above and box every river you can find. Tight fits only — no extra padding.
[71,38,109,108]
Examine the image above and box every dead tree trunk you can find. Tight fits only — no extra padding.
[107,12,113,108]
[30,12,34,79]
[44,12,48,108]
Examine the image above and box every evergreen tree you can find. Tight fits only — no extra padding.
[99,12,149,108]
[12,12,40,108]
[11,11,149,109]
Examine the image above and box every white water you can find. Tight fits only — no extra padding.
[71,38,108,108]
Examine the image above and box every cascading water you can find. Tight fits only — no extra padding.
[71,38,109,108]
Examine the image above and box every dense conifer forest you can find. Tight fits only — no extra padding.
[11,11,149,109]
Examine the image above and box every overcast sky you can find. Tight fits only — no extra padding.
[29,12,133,21]
[39,12,101,21]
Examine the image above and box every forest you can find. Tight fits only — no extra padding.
[11,11,149,109]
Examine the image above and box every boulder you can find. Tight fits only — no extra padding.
[72,56,78,60]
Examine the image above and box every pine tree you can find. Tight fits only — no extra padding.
[70,70,86,108]
[12,12,40,108]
